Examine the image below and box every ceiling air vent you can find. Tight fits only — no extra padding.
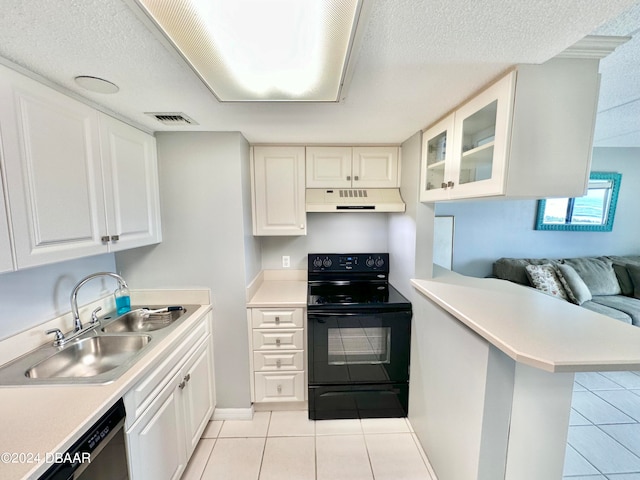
[145,112,198,125]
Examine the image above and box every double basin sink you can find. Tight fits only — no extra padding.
[0,306,198,385]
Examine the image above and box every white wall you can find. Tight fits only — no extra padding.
[260,213,389,270]
[116,132,259,409]
[0,254,117,340]
[435,147,640,277]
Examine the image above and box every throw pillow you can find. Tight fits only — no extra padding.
[627,265,640,300]
[563,257,621,296]
[556,264,592,305]
[525,264,569,301]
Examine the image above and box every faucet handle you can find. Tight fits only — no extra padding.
[90,307,102,325]
[45,328,65,345]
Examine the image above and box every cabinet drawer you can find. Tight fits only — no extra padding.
[253,329,303,350]
[253,350,304,371]
[254,372,305,402]
[251,308,303,329]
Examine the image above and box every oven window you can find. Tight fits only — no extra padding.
[328,327,391,365]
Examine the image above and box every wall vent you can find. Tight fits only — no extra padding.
[145,112,199,125]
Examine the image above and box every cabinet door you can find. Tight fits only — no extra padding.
[0,166,15,272]
[449,72,515,199]
[181,339,215,457]
[99,114,161,251]
[127,372,186,480]
[352,146,399,188]
[0,75,107,268]
[420,116,455,202]
[252,146,306,236]
[306,146,352,188]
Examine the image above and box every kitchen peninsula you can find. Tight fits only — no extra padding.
[409,267,640,480]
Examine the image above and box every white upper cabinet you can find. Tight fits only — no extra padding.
[305,146,352,188]
[0,64,162,269]
[99,113,161,251]
[0,70,107,268]
[306,146,399,188]
[420,58,601,202]
[252,146,306,236]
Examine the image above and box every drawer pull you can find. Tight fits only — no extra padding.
[275,338,281,346]
[277,384,282,394]
[178,380,186,390]
[276,359,282,368]
[184,373,191,383]
[275,316,280,325]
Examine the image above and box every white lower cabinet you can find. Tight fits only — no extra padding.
[125,312,215,480]
[248,307,306,403]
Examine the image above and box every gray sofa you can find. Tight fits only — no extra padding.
[493,255,640,325]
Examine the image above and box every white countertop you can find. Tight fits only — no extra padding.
[412,267,640,373]
[0,290,211,480]
[247,270,307,308]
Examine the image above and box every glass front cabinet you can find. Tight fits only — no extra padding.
[420,71,516,201]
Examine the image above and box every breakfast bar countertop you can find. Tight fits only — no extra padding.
[411,266,640,373]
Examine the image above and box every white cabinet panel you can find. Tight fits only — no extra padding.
[252,146,306,236]
[0,73,107,268]
[0,165,15,273]
[127,371,186,480]
[352,146,399,188]
[99,114,161,251]
[306,146,400,188]
[254,371,305,402]
[306,146,352,188]
[181,339,215,457]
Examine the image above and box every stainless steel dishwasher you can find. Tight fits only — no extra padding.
[39,399,129,480]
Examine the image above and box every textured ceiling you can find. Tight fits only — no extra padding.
[0,0,638,145]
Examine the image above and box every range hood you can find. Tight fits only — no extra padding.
[306,188,406,213]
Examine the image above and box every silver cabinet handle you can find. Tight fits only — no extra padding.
[441,182,447,189]
[447,181,454,188]
[277,384,282,394]
[276,359,282,368]
[275,338,281,346]
[101,236,110,243]
[354,175,359,181]
[184,373,191,383]
[275,316,280,325]
[111,235,120,241]
[178,380,186,389]
[346,175,351,181]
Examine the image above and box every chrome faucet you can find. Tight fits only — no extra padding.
[70,272,128,332]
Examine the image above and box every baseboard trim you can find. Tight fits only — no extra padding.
[212,406,255,421]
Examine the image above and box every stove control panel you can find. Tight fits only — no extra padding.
[308,253,389,273]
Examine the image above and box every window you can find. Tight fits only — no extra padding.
[535,172,622,232]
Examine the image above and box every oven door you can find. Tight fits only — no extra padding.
[308,310,411,385]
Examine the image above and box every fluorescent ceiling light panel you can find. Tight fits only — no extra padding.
[136,0,362,101]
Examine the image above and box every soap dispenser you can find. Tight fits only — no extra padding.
[114,285,131,315]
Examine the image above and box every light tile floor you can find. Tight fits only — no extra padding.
[564,371,640,479]
[182,411,436,480]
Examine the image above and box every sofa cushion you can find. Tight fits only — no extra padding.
[525,264,569,301]
[612,264,635,296]
[556,264,592,305]
[563,257,621,296]
[590,295,640,326]
[627,265,640,299]
[493,258,559,286]
[581,300,633,324]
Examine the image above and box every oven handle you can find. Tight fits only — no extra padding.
[308,312,364,317]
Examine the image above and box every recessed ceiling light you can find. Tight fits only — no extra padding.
[74,76,120,94]
[132,0,365,102]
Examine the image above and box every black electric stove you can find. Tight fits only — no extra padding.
[307,253,412,420]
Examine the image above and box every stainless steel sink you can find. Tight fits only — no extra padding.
[101,308,186,333]
[0,304,199,385]
[25,335,151,379]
